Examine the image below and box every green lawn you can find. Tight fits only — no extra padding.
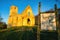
[0,27,58,40]
[0,27,37,40]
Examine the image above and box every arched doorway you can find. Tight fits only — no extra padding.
[27,18,30,25]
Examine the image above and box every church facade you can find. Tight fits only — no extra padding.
[8,5,35,27]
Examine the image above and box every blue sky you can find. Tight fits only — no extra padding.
[0,0,60,23]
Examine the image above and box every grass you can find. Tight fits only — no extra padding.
[0,26,37,40]
[0,26,58,40]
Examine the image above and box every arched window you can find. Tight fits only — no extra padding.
[14,7,16,9]
[28,12,30,16]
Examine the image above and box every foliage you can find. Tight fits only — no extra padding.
[0,14,7,29]
[0,22,7,30]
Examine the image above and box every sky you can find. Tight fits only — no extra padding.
[0,0,60,24]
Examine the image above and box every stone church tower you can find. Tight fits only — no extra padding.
[8,5,35,27]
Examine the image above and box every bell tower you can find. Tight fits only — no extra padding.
[10,6,18,16]
[8,6,18,27]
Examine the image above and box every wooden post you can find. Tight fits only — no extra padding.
[37,2,41,40]
[54,4,58,40]
[55,4,58,31]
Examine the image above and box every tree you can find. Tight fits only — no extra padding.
[0,14,7,29]
[0,14,3,22]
